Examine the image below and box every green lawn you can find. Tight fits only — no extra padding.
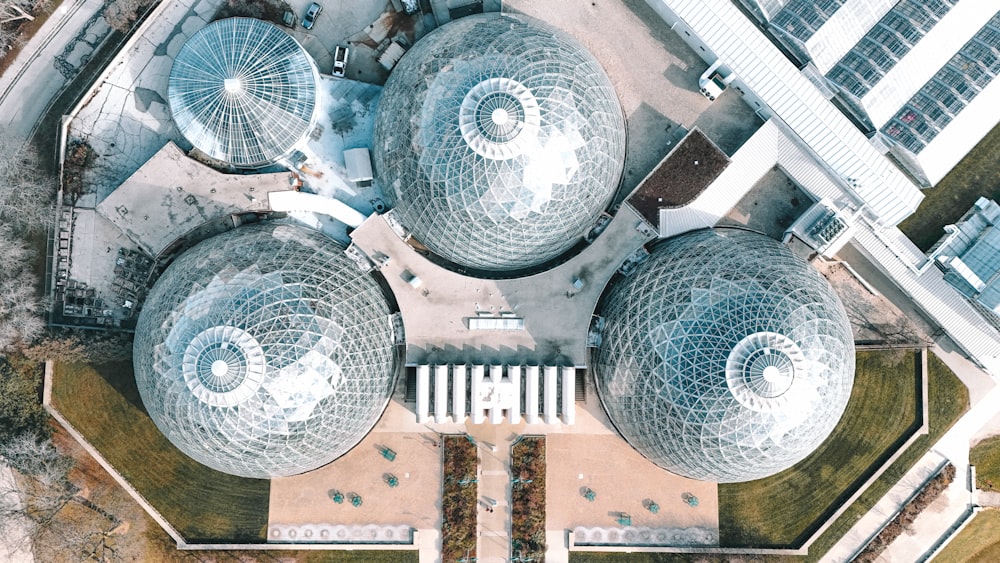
[971,435,1000,490]
[718,349,921,548]
[50,361,271,542]
[932,509,1000,563]
[803,351,969,561]
[898,121,1000,251]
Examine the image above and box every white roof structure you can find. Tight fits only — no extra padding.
[717,2,1000,187]
[929,198,1000,316]
[133,223,400,478]
[595,229,855,482]
[167,18,320,168]
[647,0,923,226]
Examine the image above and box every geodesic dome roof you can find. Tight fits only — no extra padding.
[167,18,318,167]
[133,223,399,478]
[373,13,626,274]
[594,229,855,483]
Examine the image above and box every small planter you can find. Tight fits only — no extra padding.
[441,435,478,563]
[511,436,546,562]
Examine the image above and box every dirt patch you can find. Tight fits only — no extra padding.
[716,166,812,239]
[627,128,730,226]
[815,260,931,345]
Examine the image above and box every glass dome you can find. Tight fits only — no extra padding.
[133,223,400,478]
[373,13,626,274]
[594,229,855,483]
[168,18,319,167]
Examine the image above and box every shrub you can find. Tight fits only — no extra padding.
[441,435,477,562]
[511,436,546,562]
[855,463,956,562]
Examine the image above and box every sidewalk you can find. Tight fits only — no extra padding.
[0,462,34,562]
[0,0,108,138]
[824,377,1000,562]
[467,424,516,563]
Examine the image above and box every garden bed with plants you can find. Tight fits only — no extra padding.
[511,435,546,562]
[855,462,956,562]
[442,435,478,562]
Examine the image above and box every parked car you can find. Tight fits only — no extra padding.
[302,2,321,30]
[281,10,295,29]
[333,45,349,77]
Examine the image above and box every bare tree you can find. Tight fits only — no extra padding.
[0,225,44,351]
[0,133,55,234]
[102,0,147,33]
[845,298,922,346]
[0,0,46,24]
[23,329,133,364]
[0,435,130,562]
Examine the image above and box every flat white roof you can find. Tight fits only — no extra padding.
[862,0,997,128]
[652,0,924,225]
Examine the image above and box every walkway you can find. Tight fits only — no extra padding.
[467,424,516,563]
[825,343,1000,562]
[0,462,34,562]
[0,0,108,138]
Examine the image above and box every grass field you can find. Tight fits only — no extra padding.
[803,351,969,561]
[932,509,1000,563]
[50,361,271,542]
[899,122,1000,252]
[718,349,921,548]
[971,435,1000,490]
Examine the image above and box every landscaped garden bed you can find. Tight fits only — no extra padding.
[627,128,730,226]
[855,462,956,562]
[441,434,478,562]
[511,435,546,562]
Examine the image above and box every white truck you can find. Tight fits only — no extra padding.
[333,45,349,77]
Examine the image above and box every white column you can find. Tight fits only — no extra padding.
[471,365,485,424]
[434,365,449,424]
[525,365,539,424]
[452,364,467,424]
[543,366,558,424]
[415,365,430,423]
[489,365,504,424]
[508,365,521,424]
[561,366,576,425]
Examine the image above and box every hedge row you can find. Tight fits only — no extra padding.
[511,436,546,562]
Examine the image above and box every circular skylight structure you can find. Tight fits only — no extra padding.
[373,13,626,274]
[133,223,400,478]
[594,229,855,483]
[167,18,319,167]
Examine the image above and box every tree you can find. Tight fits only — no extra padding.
[0,0,46,25]
[0,359,49,446]
[0,132,55,234]
[0,435,131,562]
[845,298,922,346]
[0,225,44,351]
[23,329,133,364]
[102,0,148,33]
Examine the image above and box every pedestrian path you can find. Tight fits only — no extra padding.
[0,462,34,562]
[826,350,1000,562]
[467,424,517,563]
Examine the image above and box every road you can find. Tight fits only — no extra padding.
[0,0,108,140]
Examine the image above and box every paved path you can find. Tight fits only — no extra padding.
[0,462,33,562]
[0,0,108,139]
[467,425,515,563]
[824,343,999,562]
